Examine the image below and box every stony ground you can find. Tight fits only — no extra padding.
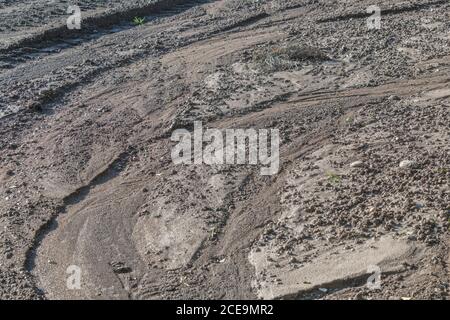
[0,0,448,300]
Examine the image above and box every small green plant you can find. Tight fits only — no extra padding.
[209,226,219,241]
[345,116,354,124]
[132,16,145,26]
[326,171,342,184]
[436,167,448,174]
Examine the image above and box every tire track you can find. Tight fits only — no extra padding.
[24,149,132,293]
[0,0,213,70]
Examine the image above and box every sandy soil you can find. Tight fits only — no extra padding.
[0,0,449,300]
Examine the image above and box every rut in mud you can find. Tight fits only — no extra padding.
[24,150,131,272]
[0,0,448,300]
[0,0,214,69]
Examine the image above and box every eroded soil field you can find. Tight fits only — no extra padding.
[0,0,449,299]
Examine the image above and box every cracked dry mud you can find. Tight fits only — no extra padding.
[0,0,449,300]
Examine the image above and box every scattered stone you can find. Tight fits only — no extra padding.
[399,160,417,169]
[350,161,364,168]
[388,95,401,101]
[289,257,299,264]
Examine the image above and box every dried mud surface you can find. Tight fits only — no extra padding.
[0,0,449,299]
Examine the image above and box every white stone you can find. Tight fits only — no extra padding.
[350,161,364,168]
[399,160,416,169]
